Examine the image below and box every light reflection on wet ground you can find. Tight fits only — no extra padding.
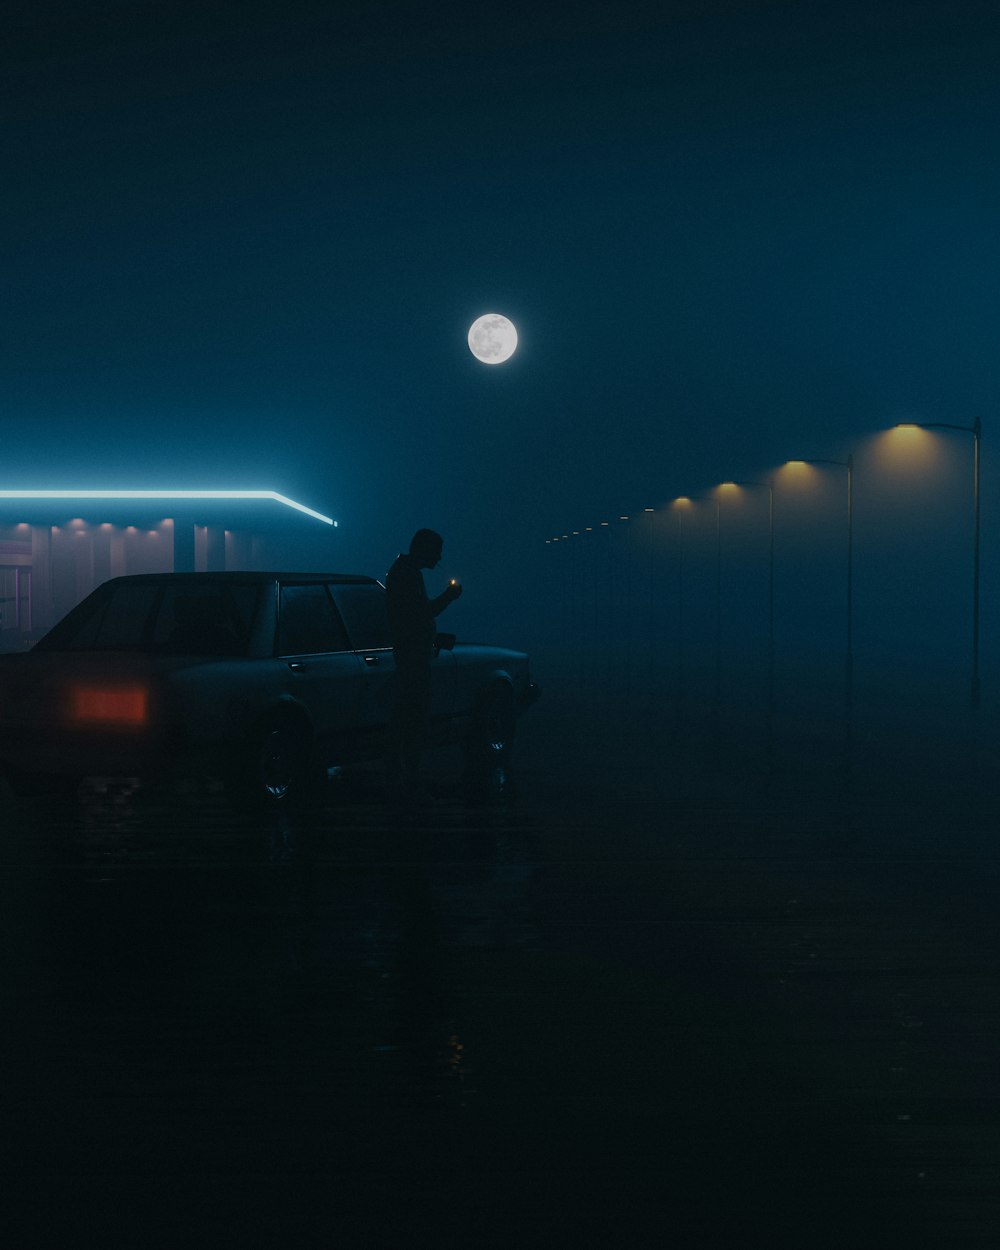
[1,717,998,1245]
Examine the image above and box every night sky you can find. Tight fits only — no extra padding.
[4,1,1000,664]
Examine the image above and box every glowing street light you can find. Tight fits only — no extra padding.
[893,419,982,711]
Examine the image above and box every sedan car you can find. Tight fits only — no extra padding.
[0,572,539,804]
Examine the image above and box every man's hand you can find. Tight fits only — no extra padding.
[446,580,464,602]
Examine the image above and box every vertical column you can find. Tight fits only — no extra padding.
[172,518,196,573]
[93,525,112,586]
[30,525,53,632]
[206,525,226,571]
[225,529,251,569]
[74,529,95,603]
[110,528,126,578]
[194,524,207,572]
[18,568,32,634]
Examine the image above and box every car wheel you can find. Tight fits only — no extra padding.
[228,716,309,810]
[463,686,516,803]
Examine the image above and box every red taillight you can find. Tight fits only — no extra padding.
[69,685,149,726]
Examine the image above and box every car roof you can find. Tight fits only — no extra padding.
[101,572,378,586]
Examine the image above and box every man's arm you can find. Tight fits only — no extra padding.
[428,582,462,617]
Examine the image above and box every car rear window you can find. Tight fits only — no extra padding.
[37,581,260,655]
[37,583,160,651]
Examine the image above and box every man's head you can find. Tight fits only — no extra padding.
[409,528,444,569]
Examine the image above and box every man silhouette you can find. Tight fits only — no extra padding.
[385,528,462,799]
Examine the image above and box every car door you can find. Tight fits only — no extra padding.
[276,582,364,750]
[328,581,456,731]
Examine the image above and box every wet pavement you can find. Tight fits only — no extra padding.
[1,705,998,1246]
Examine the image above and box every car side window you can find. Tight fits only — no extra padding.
[152,584,259,656]
[278,583,351,656]
[329,583,392,650]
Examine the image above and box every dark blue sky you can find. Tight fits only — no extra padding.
[4,0,1000,606]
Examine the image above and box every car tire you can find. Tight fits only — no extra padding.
[463,685,517,804]
[227,714,310,810]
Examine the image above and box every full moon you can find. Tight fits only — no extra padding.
[468,313,518,365]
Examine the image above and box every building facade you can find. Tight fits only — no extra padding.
[0,491,336,650]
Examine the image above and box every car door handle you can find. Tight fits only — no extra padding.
[287,661,306,672]
[363,655,381,667]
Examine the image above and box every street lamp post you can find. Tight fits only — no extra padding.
[788,457,854,720]
[678,493,723,718]
[642,508,656,720]
[600,519,612,691]
[581,525,597,685]
[721,480,775,723]
[618,514,632,705]
[713,495,722,718]
[569,529,582,685]
[643,508,655,685]
[671,498,691,708]
[894,421,981,712]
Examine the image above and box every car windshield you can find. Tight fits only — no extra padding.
[37,582,261,656]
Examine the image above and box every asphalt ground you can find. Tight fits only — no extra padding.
[0,693,998,1247]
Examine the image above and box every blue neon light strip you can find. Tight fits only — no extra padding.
[0,490,336,526]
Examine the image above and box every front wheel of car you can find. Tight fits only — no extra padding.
[227,716,310,811]
[463,686,517,804]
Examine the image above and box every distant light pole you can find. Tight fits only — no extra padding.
[643,506,655,648]
[565,533,573,680]
[894,420,982,711]
[721,480,775,723]
[712,494,722,717]
[600,519,612,691]
[642,508,656,718]
[546,535,563,653]
[568,529,582,685]
[674,493,722,715]
[786,456,854,721]
[671,498,691,707]
[582,525,597,684]
[618,514,632,704]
